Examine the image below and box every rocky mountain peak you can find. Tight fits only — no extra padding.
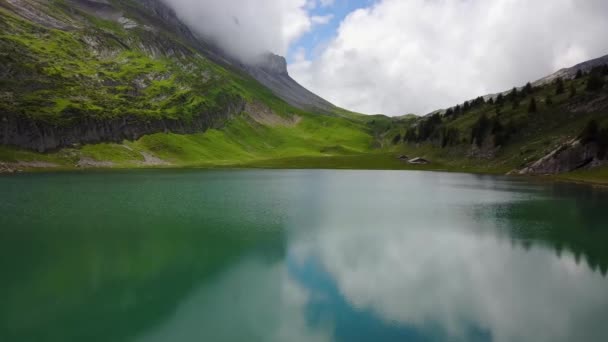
[533,53,608,86]
[255,53,288,76]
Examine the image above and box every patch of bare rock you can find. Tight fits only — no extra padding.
[76,158,115,168]
[245,102,301,127]
[0,161,58,173]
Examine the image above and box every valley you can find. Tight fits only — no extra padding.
[0,0,607,186]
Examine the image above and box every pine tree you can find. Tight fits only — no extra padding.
[512,98,520,110]
[405,127,417,142]
[524,82,533,94]
[545,95,553,106]
[575,69,583,79]
[496,94,504,106]
[586,73,605,92]
[570,84,577,98]
[508,87,518,102]
[471,114,490,147]
[555,77,565,95]
[488,97,494,105]
[579,120,599,143]
[528,97,537,113]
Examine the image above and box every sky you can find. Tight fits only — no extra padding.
[163,0,608,116]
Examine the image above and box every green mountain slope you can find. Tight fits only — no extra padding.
[0,0,377,169]
[1,0,607,184]
[376,66,608,182]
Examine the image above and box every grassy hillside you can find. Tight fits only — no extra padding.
[1,1,608,185]
[376,70,608,177]
[0,0,381,169]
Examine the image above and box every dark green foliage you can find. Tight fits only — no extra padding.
[475,96,486,106]
[508,87,518,102]
[445,108,454,117]
[490,117,504,146]
[441,127,460,148]
[570,84,577,98]
[495,94,504,106]
[586,73,605,92]
[575,69,583,79]
[417,114,442,141]
[471,114,490,147]
[512,98,520,110]
[493,119,519,147]
[589,65,607,75]
[455,104,461,115]
[523,82,533,94]
[545,95,553,106]
[579,120,599,144]
[579,120,608,159]
[392,134,402,145]
[488,97,494,105]
[528,97,537,113]
[555,77,565,95]
[469,114,518,148]
[404,127,417,142]
[600,129,608,159]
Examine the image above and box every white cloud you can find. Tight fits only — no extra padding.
[318,0,335,7]
[137,259,331,342]
[311,14,334,25]
[312,224,608,342]
[162,0,314,63]
[283,170,608,342]
[289,0,608,115]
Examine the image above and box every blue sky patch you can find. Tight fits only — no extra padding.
[287,0,377,63]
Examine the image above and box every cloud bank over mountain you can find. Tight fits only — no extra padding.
[289,0,608,115]
[162,0,608,116]
[162,0,325,63]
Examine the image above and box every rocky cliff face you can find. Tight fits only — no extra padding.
[533,54,608,86]
[0,0,337,152]
[132,0,335,113]
[245,53,335,113]
[518,139,604,175]
[1,99,245,152]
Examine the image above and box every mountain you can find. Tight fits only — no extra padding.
[380,57,608,182]
[132,0,335,113]
[0,0,347,156]
[533,54,608,86]
[1,0,607,184]
[244,53,335,113]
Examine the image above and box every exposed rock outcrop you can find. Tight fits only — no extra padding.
[129,1,336,113]
[408,157,430,165]
[517,139,600,175]
[245,101,301,127]
[0,99,245,152]
[533,54,608,86]
[244,53,335,113]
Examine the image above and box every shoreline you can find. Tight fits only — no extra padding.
[2,159,607,188]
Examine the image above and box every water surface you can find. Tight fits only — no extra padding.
[1,170,608,342]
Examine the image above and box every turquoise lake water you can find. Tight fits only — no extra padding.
[1,169,608,341]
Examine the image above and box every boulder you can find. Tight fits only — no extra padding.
[408,157,430,165]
